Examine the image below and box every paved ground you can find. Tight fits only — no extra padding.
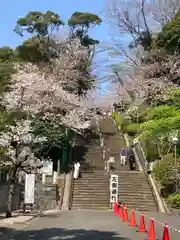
[1,210,179,240]
[133,210,180,239]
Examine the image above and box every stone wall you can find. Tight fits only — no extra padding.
[0,184,23,213]
[35,183,58,210]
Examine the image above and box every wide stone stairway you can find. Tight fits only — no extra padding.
[71,171,110,210]
[71,115,158,211]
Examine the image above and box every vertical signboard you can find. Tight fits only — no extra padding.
[24,173,35,204]
[110,174,118,203]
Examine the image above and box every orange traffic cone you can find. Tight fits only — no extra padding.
[162,222,169,240]
[113,202,116,214]
[123,206,128,222]
[119,205,124,219]
[147,218,156,240]
[137,214,147,232]
[129,210,137,227]
[114,202,119,215]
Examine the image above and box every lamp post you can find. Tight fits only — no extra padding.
[172,136,179,192]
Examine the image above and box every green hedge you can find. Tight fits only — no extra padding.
[167,193,180,209]
[124,123,139,136]
[152,154,180,197]
[153,154,176,185]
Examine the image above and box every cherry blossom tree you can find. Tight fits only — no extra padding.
[0,119,45,217]
[1,62,89,128]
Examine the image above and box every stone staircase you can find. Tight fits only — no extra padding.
[71,171,110,210]
[71,116,158,211]
[114,171,158,211]
[99,117,129,171]
[82,134,104,171]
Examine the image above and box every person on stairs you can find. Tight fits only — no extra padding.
[128,153,136,170]
[127,145,136,170]
[73,161,80,180]
[120,148,126,166]
[107,155,115,172]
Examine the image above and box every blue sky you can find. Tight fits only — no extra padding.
[0,0,109,47]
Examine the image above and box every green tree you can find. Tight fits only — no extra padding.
[14,11,64,37]
[0,47,15,62]
[145,105,180,121]
[0,110,26,132]
[15,37,57,63]
[31,118,74,172]
[155,9,180,52]
[14,11,64,62]
[0,47,16,95]
[153,154,180,196]
[68,12,102,47]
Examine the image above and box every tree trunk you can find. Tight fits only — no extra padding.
[6,167,17,218]
[6,183,15,218]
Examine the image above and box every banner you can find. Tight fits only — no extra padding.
[24,173,35,204]
[110,174,118,203]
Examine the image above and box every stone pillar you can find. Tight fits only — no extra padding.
[53,171,58,184]
[42,173,46,184]
[61,172,72,210]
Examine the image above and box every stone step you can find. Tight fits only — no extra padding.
[125,206,158,212]
[118,175,149,179]
[118,192,155,197]
[121,200,155,206]
[71,202,109,206]
[72,194,109,198]
[71,206,109,210]
[72,188,109,192]
[116,172,149,176]
[119,198,156,203]
[78,173,109,177]
[73,188,109,191]
[73,182,108,186]
[73,184,108,188]
[121,200,157,205]
[72,198,109,202]
[118,180,152,184]
[118,179,151,183]
[118,179,150,182]
[74,187,109,192]
[73,179,109,183]
[121,204,157,210]
[72,196,109,200]
[118,184,151,188]
[73,180,152,187]
[74,176,109,180]
[119,192,155,197]
[118,188,154,193]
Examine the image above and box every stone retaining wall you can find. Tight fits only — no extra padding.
[0,184,23,213]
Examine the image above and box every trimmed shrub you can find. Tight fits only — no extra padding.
[153,154,180,196]
[142,139,160,162]
[125,123,140,136]
[153,154,176,185]
[167,193,180,209]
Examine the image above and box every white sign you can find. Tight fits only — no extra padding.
[42,161,53,176]
[24,174,35,204]
[110,174,118,203]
